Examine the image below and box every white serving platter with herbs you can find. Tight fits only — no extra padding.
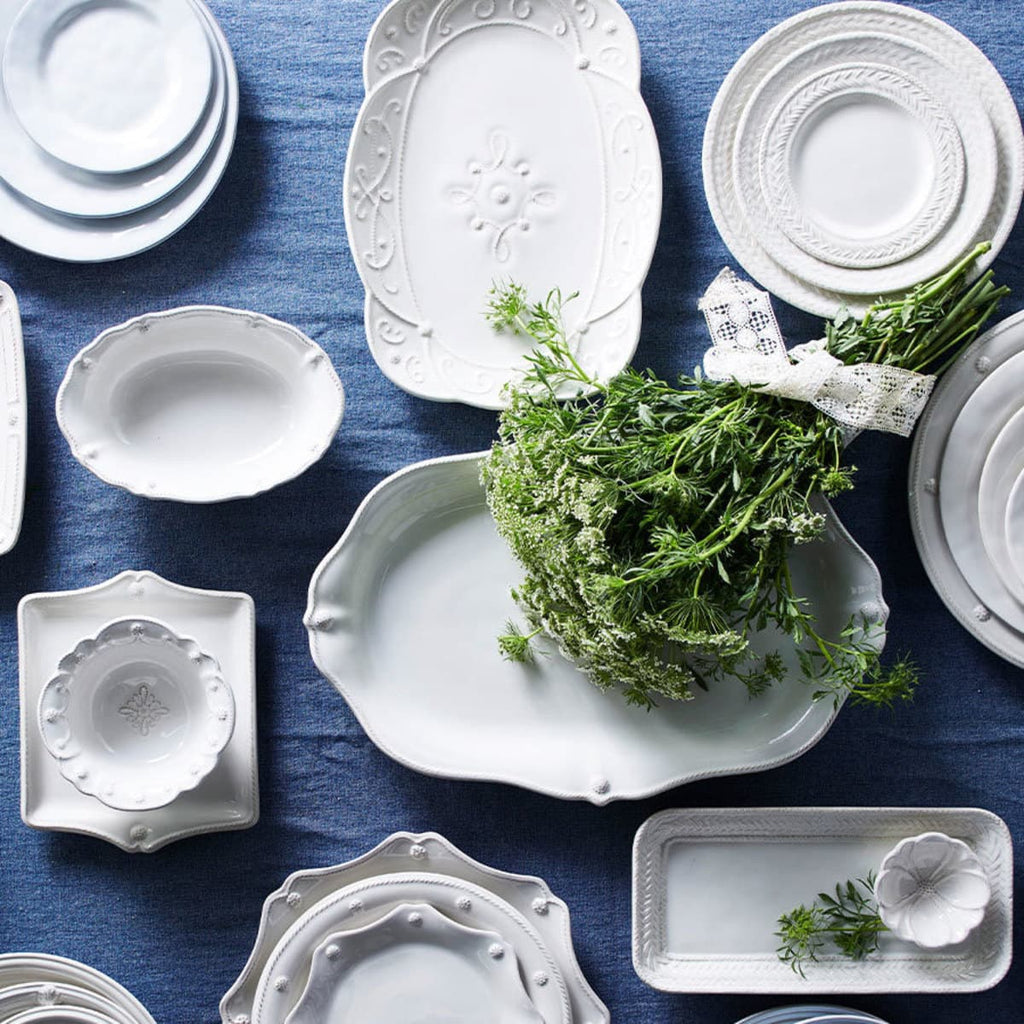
[632,807,1012,993]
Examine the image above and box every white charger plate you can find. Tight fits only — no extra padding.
[56,306,345,503]
[976,406,1024,604]
[632,807,1012,993]
[0,0,226,218]
[0,0,237,261]
[221,831,607,1024]
[2,0,213,173]
[704,2,1022,317]
[0,280,26,556]
[19,570,258,852]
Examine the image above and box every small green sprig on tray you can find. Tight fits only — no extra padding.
[776,872,887,976]
[482,243,1008,709]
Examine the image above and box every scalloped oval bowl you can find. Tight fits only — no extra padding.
[38,617,235,810]
[56,306,345,503]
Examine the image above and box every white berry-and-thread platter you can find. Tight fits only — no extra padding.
[344,0,661,408]
[304,452,886,803]
[57,306,345,503]
[19,570,258,852]
[0,279,26,556]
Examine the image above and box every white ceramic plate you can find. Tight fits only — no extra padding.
[0,280,26,556]
[1003,471,1024,589]
[0,0,237,262]
[0,983,143,1024]
[735,1007,886,1024]
[0,0,226,218]
[221,831,607,1024]
[632,807,1012,993]
[345,0,660,408]
[703,2,1022,316]
[57,306,345,503]
[19,570,258,852]
[284,903,542,1024]
[0,955,155,1024]
[38,617,234,810]
[305,452,885,803]
[2,0,213,173]
[251,874,572,1024]
[976,406,1024,604]
[4,1007,119,1024]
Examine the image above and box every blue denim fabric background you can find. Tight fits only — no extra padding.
[1,1,1022,1021]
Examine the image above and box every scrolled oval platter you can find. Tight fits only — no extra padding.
[345,0,662,409]
[57,306,345,503]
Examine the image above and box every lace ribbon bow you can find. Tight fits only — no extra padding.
[698,268,935,437]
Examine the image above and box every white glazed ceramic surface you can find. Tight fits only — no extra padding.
[38,617,235,811]
[1003,472,1024,588]
[57,306,345,503]
[0,0,226,218]
[19,571,258,852]
[0,0,237,261]
[284,903,543,1024]
[632,807,1012,994]
[875,832,991,949]
[345,0,660,408]
[2,0,213,173]
[0,983,144,1024]
[221,832,607,1024]
[0,956,155,1024]
[735,1007,887,1024]
[3,1006,120,1024]
[703,2,1022,316]
[0,280,26,556]
[305,452,886,802]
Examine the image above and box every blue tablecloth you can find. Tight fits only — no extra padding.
[1,1,1021,1021]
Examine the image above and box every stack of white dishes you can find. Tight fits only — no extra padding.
[703,1,1024,317]
[735,1008,889,1024]
[0,953,156,1024]
[910,310,1024,667]
[0,0,238,261]
[221,832,609,1024]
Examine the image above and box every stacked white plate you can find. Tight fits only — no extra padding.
[910,310,1024,667]
[221,832,609,1024]
[704,1,1024,317]
[0,953,156,1024]
[0,0,237,261]
[735,1007,889,1024]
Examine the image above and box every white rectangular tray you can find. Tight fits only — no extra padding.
[632,807,1012,993]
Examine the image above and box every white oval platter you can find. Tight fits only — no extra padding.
[57,306,345,503]
[344,0,661,409]
[0,280,26,556]
[305,452,886,803]
[221,831,607,1024]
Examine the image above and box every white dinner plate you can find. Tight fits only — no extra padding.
[976,406,1024,604]
[736,1009,886,1024]
[0,280,26,556]
[704,2,1022,316]
[0,983,143,1024]
[250,873,572,1024]
[3,1007,119,1024]
[1003,471,1024,591]
[2,0,213,173]
[0,0,226,218]
[0,0,237,261]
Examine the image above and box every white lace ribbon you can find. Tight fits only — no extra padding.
[698,268,935,437]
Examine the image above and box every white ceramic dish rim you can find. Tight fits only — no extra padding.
[0,279,26,556]
[19,569,259,852]
[56,305,345,503]
[734,1007,886,1024]
[0,981,145,1024]
[4,1004,117,1024]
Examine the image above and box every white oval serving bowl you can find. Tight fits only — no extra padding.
[38,617,235,811]
[57,306,345,502]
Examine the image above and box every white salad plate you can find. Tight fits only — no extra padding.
[2,0,213,173]
[0,0,237,261]
[57,306,345,503]
[0,955,155,1024]
[19,570,258,852]
[305,452,886,803]
[976,406,1024,605]
[38,617,235,811]
[632,807,1012,993]
[0,982,144,1024]
[704,2,1023,317]
[0,280,26,556]
[222,831,607,1024]
[284,903,543,1024]
[345,0,661,408]
[0,0,226,219]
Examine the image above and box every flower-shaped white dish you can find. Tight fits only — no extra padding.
[0,280,26,556]
[38,617,235,811]
[57,306,345,502]
[285,903,543,1024]
[221,831,606,1024]
[874,832,991,948]
[20,571,257,851]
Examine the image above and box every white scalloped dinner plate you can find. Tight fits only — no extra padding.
[305,452,886,803]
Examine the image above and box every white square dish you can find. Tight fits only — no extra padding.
[19,570,258,852]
